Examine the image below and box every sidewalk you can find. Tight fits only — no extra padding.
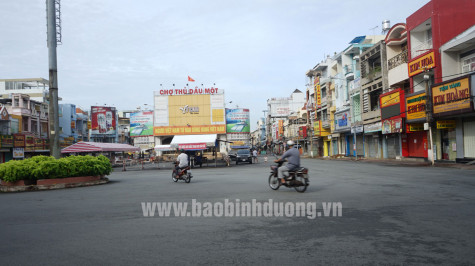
[303,155,475,170]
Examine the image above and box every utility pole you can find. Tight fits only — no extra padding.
[424,72,435,165]
[46,0,61,158]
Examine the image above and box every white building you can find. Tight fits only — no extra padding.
[0,78,50,102]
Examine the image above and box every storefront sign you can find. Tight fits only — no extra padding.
[408,51,435,77]
[436,120,456,129]
[314,77,321,108]
[180,105,199,114]
[34,138,44,150]
[364,122,382,133]
[380,89,405,120]
[25,136,35,152]
[178,143,207,150]
[158,87,220,96]
[351,125,364,134]
[14,134,25,147]
[1,135,13,148]
[381,92,400,108]
[382,117,403,134]
[406,92,426,121]
[299,126,307,138]
[313,121,321,136]
[154,125,226,136]
[432,76,472,116]
[408,123,424,132]
[334,111,350,132]
[13,148,24,159]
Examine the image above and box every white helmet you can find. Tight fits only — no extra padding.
[287,140,295,146]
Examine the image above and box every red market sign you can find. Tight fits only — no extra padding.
[158,87,219,95]
[178,143,207,150]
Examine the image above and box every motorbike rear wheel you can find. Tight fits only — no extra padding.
[294,174,308,193]
[172,172,178,182]
[268,174,280,190]
[184,173,191,183]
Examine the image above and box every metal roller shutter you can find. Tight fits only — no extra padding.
[463,121,475,158]
[387,135,400,158]
[356,135,364,155]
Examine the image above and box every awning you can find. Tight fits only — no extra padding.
[170,134,216,150]
[61,142,140,153]
[154,144,174,151]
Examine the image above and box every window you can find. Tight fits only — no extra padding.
[322,109,327,121]
[462,54,475,73]
[321,88,327,98]
[370,88,382,111]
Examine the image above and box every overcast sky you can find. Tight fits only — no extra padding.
[0,0,430,130]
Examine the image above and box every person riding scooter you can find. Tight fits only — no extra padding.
[175,149,189,175]
[274,140,300,183]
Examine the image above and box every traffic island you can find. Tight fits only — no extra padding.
[0,176,109,193]
[0,155,113,193]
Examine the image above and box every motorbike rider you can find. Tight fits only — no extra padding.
[175,149,189,175]
[274,140,300,183]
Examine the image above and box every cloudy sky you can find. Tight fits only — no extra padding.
[0,0,429,130]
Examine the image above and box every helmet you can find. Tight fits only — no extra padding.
[287,140,295,146]
[180,149,185,153]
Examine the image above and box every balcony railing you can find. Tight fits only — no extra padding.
[388,49,408,70]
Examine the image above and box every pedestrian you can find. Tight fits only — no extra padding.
[252,149,258,163]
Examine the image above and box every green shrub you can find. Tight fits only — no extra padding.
[0,155,112,182]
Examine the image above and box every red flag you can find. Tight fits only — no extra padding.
[188,76,195,82]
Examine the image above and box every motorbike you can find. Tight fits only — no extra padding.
[268,160,309,193]
[172,162,192,183]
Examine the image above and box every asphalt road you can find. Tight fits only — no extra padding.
[1,158,475,265]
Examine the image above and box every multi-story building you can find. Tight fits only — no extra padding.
[0,78,49,102]
[1,93,49,161]
[266,89,305,153]
[59,103,77,148]
[360,40,390,158]
[75,108,89,142]
[405,0,475,162]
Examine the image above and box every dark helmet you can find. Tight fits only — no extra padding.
[180,149,185,153]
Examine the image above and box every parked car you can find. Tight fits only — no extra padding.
[236,149,252,164]
[228,151,237,161]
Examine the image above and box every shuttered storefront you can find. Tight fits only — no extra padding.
[367,135,380,158]
[356,135,364,155]
[387,134,400,158]
[463,121,475,158]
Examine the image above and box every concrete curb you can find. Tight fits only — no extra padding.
[302,156,475,170]
[0,177,110,193]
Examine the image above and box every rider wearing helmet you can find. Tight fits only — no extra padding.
[175,149,189,174]
[274,140,300,183]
